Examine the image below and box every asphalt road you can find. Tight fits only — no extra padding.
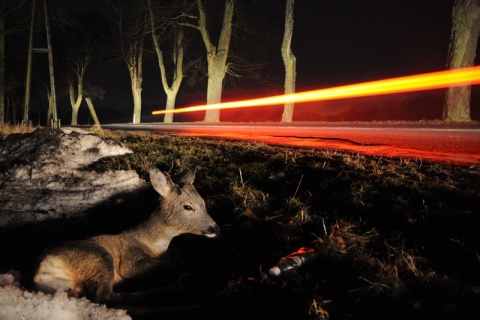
[101,122,480,166]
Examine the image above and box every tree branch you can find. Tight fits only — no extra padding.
[196,0,213,53]
[218,0,235,54]
[3,0,27,18]
[176,22,200,30]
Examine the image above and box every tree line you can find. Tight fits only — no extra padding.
[0,0,478,125]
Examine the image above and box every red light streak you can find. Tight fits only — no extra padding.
[152,66,480,116]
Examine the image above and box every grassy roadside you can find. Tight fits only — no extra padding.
[93,129,480,320]
[1,126,479,319]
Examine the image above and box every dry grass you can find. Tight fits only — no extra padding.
[0,124,36,139]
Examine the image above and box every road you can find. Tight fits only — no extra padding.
[101,122,480,166]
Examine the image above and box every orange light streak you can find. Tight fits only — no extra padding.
[152,66,480,115]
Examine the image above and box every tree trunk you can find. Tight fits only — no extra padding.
[69,82,82,125]
[197,0,234,122]
[443,0,480,121]
[281,0,296,123]
[204,58,226,122]
[132,82,142,124]
[148,0,184,124]
[164,90,177,123]
[85,97,101,127]
[71,105,80,125]
[128,38,145,124]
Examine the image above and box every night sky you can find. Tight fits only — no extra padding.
[7,0,479,124]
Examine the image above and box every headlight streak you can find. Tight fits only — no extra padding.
[152,66,480,116]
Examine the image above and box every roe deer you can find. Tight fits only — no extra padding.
[33,166,219,303]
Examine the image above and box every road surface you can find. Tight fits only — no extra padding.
[100,122,480,166]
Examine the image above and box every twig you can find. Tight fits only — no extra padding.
[293,174,303,199]
[239,168,244,186]
[358,276,391,289]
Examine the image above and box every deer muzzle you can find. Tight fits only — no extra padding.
[202,224,220,238]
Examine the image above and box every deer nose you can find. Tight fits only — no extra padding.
[202,224,220,238]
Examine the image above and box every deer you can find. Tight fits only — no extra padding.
[33,166,220,303]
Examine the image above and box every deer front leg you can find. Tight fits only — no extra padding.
[115,246,178,292]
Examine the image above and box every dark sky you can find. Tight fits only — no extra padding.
[9,0,479,123]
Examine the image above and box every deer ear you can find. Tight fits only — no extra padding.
[179,168,196,186]
[149,166,174,197]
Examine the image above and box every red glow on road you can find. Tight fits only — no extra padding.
[152,66,480,116]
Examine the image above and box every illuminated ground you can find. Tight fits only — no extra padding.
[102,122,480,166]
[1,131,479,320]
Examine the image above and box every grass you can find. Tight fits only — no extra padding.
[0,123,36,139]
[1,127,479,319]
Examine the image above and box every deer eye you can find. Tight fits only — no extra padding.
[183,205,194,211]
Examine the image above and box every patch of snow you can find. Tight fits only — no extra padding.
[0,271,131,320]
[0,129,148,227]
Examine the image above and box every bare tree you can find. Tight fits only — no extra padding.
[127,18,148,124]
[67,47,92,125]
[110,0,148,124]
[443,0,480,121]
[60,12,109,125]
[0,0,27,124]
[147,0,186,123]
[281,0,296,123]
[183,0,235,122]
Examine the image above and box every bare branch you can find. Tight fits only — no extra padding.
[177,22,200,30]
[196,0,213,53]
[2,0,27,17]
[171,13,197,21]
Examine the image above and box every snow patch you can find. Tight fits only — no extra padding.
[0,272,131,320]
[0,129,148,227]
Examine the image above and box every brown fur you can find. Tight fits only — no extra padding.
[33,166,219,303]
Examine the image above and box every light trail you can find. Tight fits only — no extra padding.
[152,66,480,116]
